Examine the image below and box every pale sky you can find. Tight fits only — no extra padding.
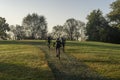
[0,0,115,32]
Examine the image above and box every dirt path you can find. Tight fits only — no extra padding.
[39,46,109,80]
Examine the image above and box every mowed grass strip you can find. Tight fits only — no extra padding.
[0,43,54,80]
[66,41,120,80]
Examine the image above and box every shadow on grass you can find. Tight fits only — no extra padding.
[0,62,53,80]
[0,40,120,50]
[1,40,119,80]
[79,59,120,64]
[67,41,120,50]
[0,40,45,46]
[40,46,114,80]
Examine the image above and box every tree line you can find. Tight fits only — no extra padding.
[0,0,120,43]
[0,13,86,41]
[86,0,120,43]
[0,13,48,40]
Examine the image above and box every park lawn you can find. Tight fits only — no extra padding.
[0,41,54,80]
[66,41,120,80]
[0,40,120,80]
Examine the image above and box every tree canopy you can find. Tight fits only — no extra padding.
[22,13,47,39]
[108,0,120,27]
[64,18,85,40]
[52,25,64,39]
[86,9,109,41]
[107,0,120,43]
[0,17,10,39]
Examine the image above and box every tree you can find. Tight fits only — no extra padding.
[107,0,120,43]
[75,20,86,40]
[22,13,47,39]
[9,25,25,40]
[108,0,120,28]
[7,25,16,40]
[86,9,109,42]
[0,17,10,39]
[16,25,25,40]
[52,25,64,39]
[64,18,85,40]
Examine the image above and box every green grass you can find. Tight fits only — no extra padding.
[66,41,120,80]
[0,41,54,80]
[0,40,120,80]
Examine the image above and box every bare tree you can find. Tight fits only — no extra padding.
[52,25,64,39]
[64,18,85,40]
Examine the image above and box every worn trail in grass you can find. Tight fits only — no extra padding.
[40,45,108,80]
[1,40,119,80]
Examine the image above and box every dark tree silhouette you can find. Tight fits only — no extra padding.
[64,18,85,40]
[0,17,10,39]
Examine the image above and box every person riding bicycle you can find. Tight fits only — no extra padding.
[47,36,51,49]
[56,38,61,59]
[61,37,66,52]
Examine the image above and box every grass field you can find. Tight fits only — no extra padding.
[0,40,54,80]
[0,40,120,80]
[66,41,120,80]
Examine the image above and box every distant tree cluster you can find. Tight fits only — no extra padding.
[51,18,86,41]
[0,0,119,43]
[0,17,10,40]
[22,13,47,39]
[51,25,64,39]
[64,18,85,40]
[86,0,120,43]
[9,25,25,40]
[2,13,48,40]
[86,10,109,42]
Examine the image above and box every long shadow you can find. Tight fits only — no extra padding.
[40,46,114,80]
[79,59,120,64]
[1,40,119,80]
[0,62,53,80]
[67,41,120,50]
[1,40,120,51]
[0,40,45,46]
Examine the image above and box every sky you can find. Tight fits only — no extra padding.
[0,0,115,32]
